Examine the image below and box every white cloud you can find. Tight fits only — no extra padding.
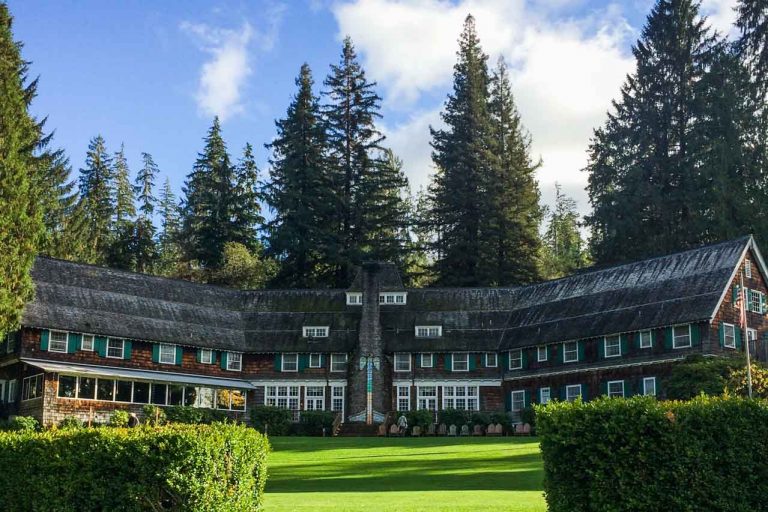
[334,0,635,216]
[700,0,738,37]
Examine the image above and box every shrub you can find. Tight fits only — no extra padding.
[299,410,336,436]
[58,416,84,430]
[438,408,469,426]
[663,355,742,399]
[519,406,535,427]
[0,416,39,432]
[165,405,206,424]
[251,405,292,435]
[537,395,768,512]
[470,412,491,426]
[0,423,270,511]
[109,410,131,428]
[489,411,511,429]
[405,409,434,428]
[142,404,167,426]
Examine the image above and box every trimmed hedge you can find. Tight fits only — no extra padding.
[251,405,292,435]
[298,410,336,435]
[0,423,270,511]
[537,396,768,512]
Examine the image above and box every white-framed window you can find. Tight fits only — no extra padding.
[304,386,325,411]
[723,323,736,349]
[415,325,442,338]
[346,292,362,305]
[565,384,582,402]
[639,331,652,349]
[417,386,437,411]
[265,385,300,421]
[749,289,764,313]
[331,385,345,416]
[746,259,752,278]
[643,377,656,396]
[81,334,95,352]
[106,338,124,359]
[200,348,213,364]
[22,374,44,401]
[394,353,411,372]
[159,343,177,364]
[563,341,579,363]
[537,346,547,362]
[607,380,624,398]
[485,352,498,367]
[303,326,329,338]
[420,353,434,368]
[379,292,407,305]
[604,335,621,358]
[8,379,17,403]
[309,353,322,368]
[397,385,410,411]
[539,387,551,405]
[281,353,298,372]
[330,353,347,372]
[49,330,68,353]
[509,349,523,369]
[748,328,757,352]
[442,385,479,411]
[510,390,525,412]
[452,352,469,372]
[227,352,242,371]
[673,325,692,349]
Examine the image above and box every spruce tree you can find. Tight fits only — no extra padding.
[79,135,114,262]
[36,146,84,259]
[231,143,264,250]
[265,63,338,288]
[0,3,44,333]
[133,152,159,273]
[105,143,136,270]
[480,57,542,285]
[541,184,589,279]
[585,0,717,263]
[157,177,182,275]
[428,15,496,286]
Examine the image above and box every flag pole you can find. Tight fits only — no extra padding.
[741,271,753,399]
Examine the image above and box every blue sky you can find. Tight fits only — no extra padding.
[8,0,737,215]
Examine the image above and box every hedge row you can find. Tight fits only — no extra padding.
[537,396,768,512]
[0,423,270,512]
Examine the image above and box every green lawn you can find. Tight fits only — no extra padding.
[264,436,546,512]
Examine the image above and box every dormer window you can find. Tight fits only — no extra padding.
[346,292,362,305]
[303,326,329,338]
[379,292,407,305]
[415,326,442,338]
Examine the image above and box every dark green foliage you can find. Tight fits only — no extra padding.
[541,184,589,278]
[79,135,115,261]
[109,410,130,428]
[489,411,511,430]
[250,405,292,436]
[0,416,39,432]
[142,404,167,426]
[519,407,535,427]
[298,410,336,435]
[537,396,768,512]
[663,354,743,399]
[469,411,491,426]
[156,177,182,275]
[265,64,339,287]
[231,143,264,251]
[405,409,434,428]
[112,143,135,226]
[164,406,228,425]
[437,408,469,426]
[58,415,84,430]
[0,3,45,334]
[0,423,270,512]
[213,241,277,289]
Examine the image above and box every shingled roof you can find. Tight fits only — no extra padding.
[22,236,758,353]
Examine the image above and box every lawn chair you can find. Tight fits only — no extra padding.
[459,424,470,436]
[411,426,421,436]
[472,424,483,436]
[486,423,499,436]
[448,424,457,437]
[438,423,447,436]
[377,424,387,436]
[389,424,400,437]
[520,423,531,436]
[427,423,436,436]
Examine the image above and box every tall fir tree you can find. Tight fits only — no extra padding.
[106,143,136,270]
[480,57,542,285]
[78,135,114,262]
[180,117,237,268]
[231,143,264,250]
[585,0,718,263]
[0,3,45,333]
[265,63,339,288]
[428,15,497,286]
[541,184,589,279]
[133,152,159,273]
[157,177,182,275]
[323,37,409,285]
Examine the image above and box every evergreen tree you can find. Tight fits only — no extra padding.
[480,57,542,285]
[157,177,182,275]
[180,117,237,268]
[541,184,589,279]
[112,144,135,225]
[428,15,496,286]
[78,135,114,261]
[585,0,718,263]
[323,37,408,284]
[737,0,768,87]
[135,152,158,218]
[265,63,338,287]
[231,143,264,249]
[0,3,45,333]
[133,152,159,273]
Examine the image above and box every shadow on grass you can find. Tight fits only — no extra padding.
[268,436,540,453]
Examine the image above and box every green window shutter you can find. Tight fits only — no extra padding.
[221,351,229,370]
[690,324,701,346]
[732,285,739,303]
[560,386,567,400]
[580,384,588,402]
[651,330,658,347]
[175,345,182,365]
[664,328,673,350]
[736,329,743,350]
[151,343,160,363]
[598,338,605,359]
[274,353,282,371]
[620,334,629,355]
[212,351,218,365]
[600,381,608,396]
[521,350,528,369]
[548,345,556,362]
[299,354,309,371]
[319,354,324,368]
[123,340,132,360]
[95,337,107,357]
[196,349,202,363]
[504,392,511,411]
[468,353,476,371]
[40,330,49,351]
[718,322,725,347]
[577,341,585,362]
[67,333,81,353]
[524,390,531,408]
[761,293,766,314]
[444,354,452,370]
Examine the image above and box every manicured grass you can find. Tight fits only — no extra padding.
[264,436,545,512]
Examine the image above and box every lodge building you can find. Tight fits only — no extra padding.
[0,235,765,427]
